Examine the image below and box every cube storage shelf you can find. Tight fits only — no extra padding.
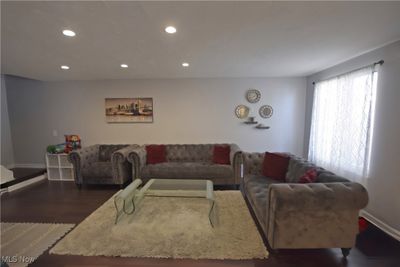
[46,153,74,181]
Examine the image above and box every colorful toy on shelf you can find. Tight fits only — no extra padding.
[46,143,66,154]
[46,145,56,154]
[65,134,81,153]
[46,135,81,154]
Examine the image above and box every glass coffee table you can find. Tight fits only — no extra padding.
[114,179,217,227]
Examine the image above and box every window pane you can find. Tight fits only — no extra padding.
[308,66,377,182]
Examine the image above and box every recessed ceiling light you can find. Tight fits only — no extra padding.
[120,64,128,68]
[165,26,177,34]
[61,65,70,70]
[62,29,76,37]
[182,62,189,67]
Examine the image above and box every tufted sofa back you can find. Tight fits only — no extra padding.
[285,155,318,182]
[242,152,264,175]
[165,144,214,162]
[243,152,350,183]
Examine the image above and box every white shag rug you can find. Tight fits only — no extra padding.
[0,222,74,267]
[50,191,268,259]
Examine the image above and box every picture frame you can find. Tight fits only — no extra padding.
[105,98,153,123]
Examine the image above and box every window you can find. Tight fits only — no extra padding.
[308,66,378,183]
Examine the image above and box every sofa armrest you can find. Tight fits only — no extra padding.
[266,182,368,249]
[230,144,242,184]
[229,144,240,166]
[112,145,140,163]
[269,182,369,212]
[68,145,100,184]
[127,146,147,179]
[112,145,140,184]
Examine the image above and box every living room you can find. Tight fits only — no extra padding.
[1,1,400,267]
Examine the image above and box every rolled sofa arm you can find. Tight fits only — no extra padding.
[267,182,369,249]
[68,144,100,184]
[112,144,140,163]
[230,144,242,184]
[112,145,140,184]
[269,182,369,212]
[127,146,147,179]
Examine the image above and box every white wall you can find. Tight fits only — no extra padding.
[5,76,306,166]
[305,40,400,239]
[1,75,15,167]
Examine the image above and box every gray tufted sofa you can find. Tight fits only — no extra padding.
[242,152,369,257]
[69,144,139,188]
[127,144,242,186]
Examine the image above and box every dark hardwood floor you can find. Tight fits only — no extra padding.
[1,181,399,267]
[10,168,46,180]
[0,168,46,189]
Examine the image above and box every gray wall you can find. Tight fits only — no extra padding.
[305,40,400,237]
[1,75,15,167]
[5,76,307,166]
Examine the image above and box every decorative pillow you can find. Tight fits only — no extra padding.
[262,152,290,181]
[299,168,318,183]
[212,145,231,165]
[285,156,318,183]
[146,145,167,164]
[358,217,369,233]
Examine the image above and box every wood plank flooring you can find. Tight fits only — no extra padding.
[1,167,46,189]
[1,181,399,267]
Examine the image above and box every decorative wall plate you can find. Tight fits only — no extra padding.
[259,105,273,118]
[235,105,249,119]
[246,89,261,103]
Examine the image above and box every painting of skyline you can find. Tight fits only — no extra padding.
[105,98,153,123]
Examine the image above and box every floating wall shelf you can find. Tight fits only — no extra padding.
[255,124,270,129]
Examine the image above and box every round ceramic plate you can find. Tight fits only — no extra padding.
[246,89,261,103]
[235,105,250,119]
[259,105,273,118]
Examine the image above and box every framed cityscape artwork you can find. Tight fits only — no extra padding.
[105,98,153,123]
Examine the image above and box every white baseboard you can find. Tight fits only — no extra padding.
[12,163,46,169]
[7,174,47,193]
[361,210,400,241]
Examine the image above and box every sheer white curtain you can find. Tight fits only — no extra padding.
[308,66,378,183]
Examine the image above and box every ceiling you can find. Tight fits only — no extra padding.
[2,1,400,81]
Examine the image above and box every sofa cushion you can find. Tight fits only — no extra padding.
[81,161,113,179]
[212,145,231,165]
[262,152,290,181]
[244,174,283,224]
[146,145,167,164]
[98,145,127,162]
[141,162,233,179]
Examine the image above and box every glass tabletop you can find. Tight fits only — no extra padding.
[143,179,214,200]
[114,178,217,226]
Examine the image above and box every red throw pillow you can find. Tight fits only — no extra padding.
[299,168,318,183]
[358,217,369,233]
[213,145,231,165]
[262,152,290,181]
[146,145,166,164]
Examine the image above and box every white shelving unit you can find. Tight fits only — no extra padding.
[46,153,74,181]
